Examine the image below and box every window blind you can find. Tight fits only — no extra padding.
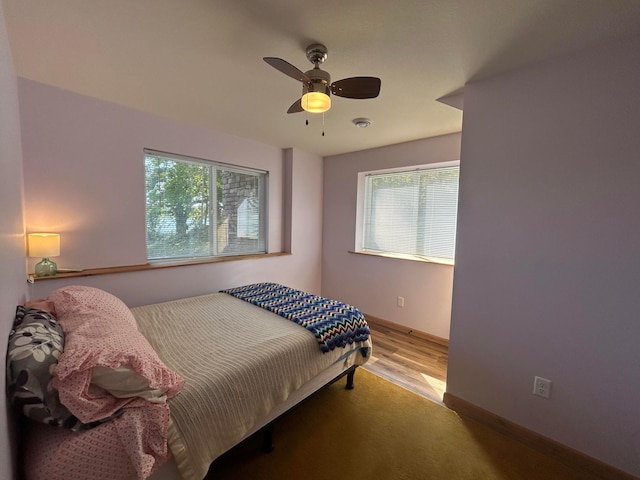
[362,165,459,260]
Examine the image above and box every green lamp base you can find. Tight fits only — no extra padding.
[35,258,57,277]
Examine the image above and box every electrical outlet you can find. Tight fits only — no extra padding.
[533,376,551,399]
[397,296,405,307]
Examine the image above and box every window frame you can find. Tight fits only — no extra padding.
[355,160,460,265]
[144,148,268,263]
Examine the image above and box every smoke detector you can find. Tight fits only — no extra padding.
[352,117,373,128]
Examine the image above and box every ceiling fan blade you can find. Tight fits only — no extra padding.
[330,77,381,99]
[263,57,311,83]
[287,99,304,114]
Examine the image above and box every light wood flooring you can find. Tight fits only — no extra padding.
[362,321,448,404]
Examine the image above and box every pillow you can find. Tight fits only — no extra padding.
[6,306,94,429]
[90,366,168,403]
[48,286,185,423]
[25,298,56,315]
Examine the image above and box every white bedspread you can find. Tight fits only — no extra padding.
[131,293,371,480]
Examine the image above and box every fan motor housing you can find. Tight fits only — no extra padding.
[303,68,331,95]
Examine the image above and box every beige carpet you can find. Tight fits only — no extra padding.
[208,369,597,479]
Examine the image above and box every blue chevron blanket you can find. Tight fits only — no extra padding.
[221,283,370,353]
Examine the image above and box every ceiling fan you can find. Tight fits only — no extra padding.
[264,43,381,115]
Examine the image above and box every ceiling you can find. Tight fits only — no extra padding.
[4,0,640,157]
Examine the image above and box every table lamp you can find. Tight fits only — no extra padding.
[28,233,60,277]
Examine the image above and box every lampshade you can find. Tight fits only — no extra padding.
[28,233,60,258]
[301,92,331,113]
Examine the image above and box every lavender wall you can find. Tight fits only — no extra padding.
[322,133,461,339]
[448,35,640,476]
[0,3,27,478]
[287,148,323,288]
[19,79,323,306]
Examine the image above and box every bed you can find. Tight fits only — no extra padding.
[9,283,371,480]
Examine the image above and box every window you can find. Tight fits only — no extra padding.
[144,149,267,261]
[358,162,459,262]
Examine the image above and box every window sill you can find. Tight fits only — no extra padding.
[349,250,454,266]
[28,252,290,281]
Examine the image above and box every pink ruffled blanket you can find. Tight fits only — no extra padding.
[47,286,185,479]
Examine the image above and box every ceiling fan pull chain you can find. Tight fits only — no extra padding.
[322,112,325,137]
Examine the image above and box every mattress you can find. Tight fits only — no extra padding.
[131,292,371,480]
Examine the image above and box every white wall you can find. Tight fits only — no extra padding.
[322,133,461,339]
[19,79,323,306]
[0,2,28,478]
[448,35,640,476]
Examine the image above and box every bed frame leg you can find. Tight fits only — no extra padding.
[346,368,355,390]
[262,424,274,453]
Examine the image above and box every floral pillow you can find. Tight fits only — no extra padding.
[6,306,117,430]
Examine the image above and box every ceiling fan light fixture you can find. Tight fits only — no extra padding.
[265,43,380,116]
[301,91,331,113]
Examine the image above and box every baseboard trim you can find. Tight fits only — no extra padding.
[363,313,449,347]
[443,392,638,480]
